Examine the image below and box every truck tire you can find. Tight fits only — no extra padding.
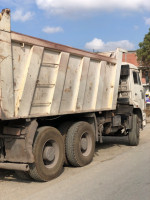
[58,121,73,166]
[66,121,95,167]
[29,127,64,182]
[15,171,31,181]
[128,114,140,146]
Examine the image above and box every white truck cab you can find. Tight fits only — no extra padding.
[118,62,146,127]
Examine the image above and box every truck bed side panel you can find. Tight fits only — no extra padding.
[0,10,122,119]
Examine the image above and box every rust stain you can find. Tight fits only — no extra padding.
[2,9,10,16]
[64,86,72,92]
[0,39,11,44]
[0,55,5,60]
[18,55,20,62]
[76,105,81,110]
[89,82,93,91]
[0,55,8,64]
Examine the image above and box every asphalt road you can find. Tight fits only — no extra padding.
[0,124,150,200]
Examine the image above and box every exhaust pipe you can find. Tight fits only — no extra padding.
[0,163,29,171]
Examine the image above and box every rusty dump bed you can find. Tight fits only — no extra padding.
[0,9,123,120]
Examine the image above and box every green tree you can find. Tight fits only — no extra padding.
[136,28,150,67]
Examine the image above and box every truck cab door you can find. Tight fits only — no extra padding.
[131,69,145,111]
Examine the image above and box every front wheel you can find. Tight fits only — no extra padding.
[29,127,64,181]
[128,114,140,146]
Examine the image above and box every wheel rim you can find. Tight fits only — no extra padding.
[80,132,92,156]
[42,140,59,169]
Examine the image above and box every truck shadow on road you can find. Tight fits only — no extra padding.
[0,170,33,183]
[102,136,129,146]
[0,168,65,183]
[95,136,129,154]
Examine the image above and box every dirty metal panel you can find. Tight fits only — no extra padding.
[12,42,31,114]
[41,49,60,64]
[96,61,107,110]
[4,138,29,163]
[17,46,44,117]
[83,60,101,111]
[76,57,90,111]
[11,32,117,65]
[3,127,21,135]
[50,52,70,115]
[0,30,14,118]
[0,9,10,32]
[30,51,61,115]
[107,64,119,109]
[59,55,83,113]
[101,63,115,110]
[112,50,123,109]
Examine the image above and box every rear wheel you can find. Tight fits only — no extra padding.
[58,121,73,166]
[29,127,64,181]
[128,114,140,146]
[66,121,95,167]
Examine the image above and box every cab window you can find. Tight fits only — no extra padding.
[133,71,138,84]
[133,71,141,85]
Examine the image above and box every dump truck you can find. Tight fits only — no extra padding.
[0,9,145,181]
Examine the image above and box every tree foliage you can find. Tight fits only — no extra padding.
[136,28,150,67]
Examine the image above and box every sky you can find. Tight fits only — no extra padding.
[0,0,150,52]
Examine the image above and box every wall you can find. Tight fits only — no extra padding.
[122,51,139,67]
